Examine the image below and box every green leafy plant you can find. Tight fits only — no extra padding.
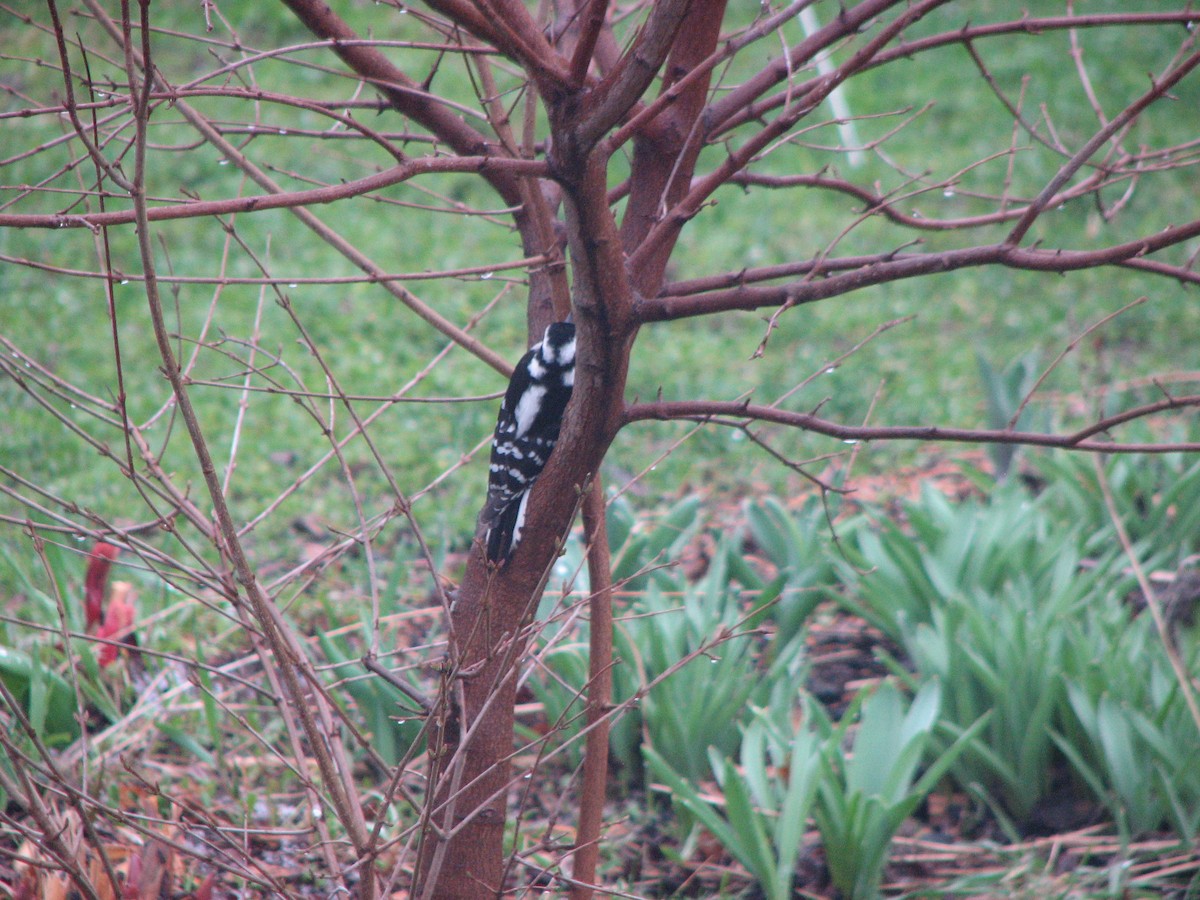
[976,350,1045,480]
[646,703,823,900]
[1039,452,1200,569]
[535,536,789,780]
[839,483,1113,823]
[532,500,815,782]
[0,540,126,741]
[0,538,137,809]
[607,495,705,592]
[743,496,839,645]
[1056,611,1200,840]
[0,643,80,746]
[813,680,983,900]
[321,640,428,769]
[651,681,982,900]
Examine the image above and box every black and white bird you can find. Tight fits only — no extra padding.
[481,321,576,564]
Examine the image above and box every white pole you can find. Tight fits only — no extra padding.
[798,5,864,167]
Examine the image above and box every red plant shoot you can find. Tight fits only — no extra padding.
[83,542,119,630]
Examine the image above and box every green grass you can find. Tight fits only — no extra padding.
[4,4,1198,574]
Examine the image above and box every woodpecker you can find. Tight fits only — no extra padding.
[481,322,576,564]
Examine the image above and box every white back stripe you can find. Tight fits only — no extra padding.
[512,384,547,437]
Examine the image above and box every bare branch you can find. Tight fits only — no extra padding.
[120,3,372,889]
[280,0,526,205]
[711,10,1200,137]
[642,224,1200,322]
[1006,47,1200,246]
[0,156,547,230]
[567,0,610,87]
[568,0,695,151]
[628,0,944,275]
[726,165,1132,233]
[625,395,1200,454]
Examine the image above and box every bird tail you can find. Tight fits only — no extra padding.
[484,492,530,564]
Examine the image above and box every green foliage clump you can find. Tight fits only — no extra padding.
[543,453,1200,896]
[838,454,1200,837]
